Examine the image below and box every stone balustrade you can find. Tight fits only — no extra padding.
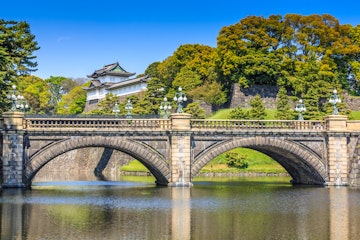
[24,117,172,131]
[190,119,325,131]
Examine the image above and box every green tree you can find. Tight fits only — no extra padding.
[0,19,39,112]
[89,93,118,115]
[133,77,165,115]
[45,76,76,113]
[57,84,88,115]
[275,87,293,119]
[17,75,51,114]
[184,102,206,119]
[225,150,248,169]
[229,106,249,120]
[188,80,227,108]
[249,94,266,120]
[172,67,202,93]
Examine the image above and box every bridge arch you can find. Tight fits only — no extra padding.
[24,136,170,187]
[192,137,328,185]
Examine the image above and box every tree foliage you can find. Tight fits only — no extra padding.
[275,87,293,120]
[249,94,266,120]
[0,19,39,113]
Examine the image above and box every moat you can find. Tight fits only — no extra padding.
[1,174,360,240]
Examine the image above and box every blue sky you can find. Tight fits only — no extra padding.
[2,0,360,79]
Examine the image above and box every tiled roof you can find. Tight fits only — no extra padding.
[107,75,150,90]
[87,62,135,78]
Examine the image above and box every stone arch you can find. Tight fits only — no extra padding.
[192,136,327,185]
[24,136,170,187]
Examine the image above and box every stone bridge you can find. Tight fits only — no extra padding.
[1,112,360,188]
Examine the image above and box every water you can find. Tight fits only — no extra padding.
[1,175,360,240]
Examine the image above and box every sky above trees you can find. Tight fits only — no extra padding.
[2,1,360,80]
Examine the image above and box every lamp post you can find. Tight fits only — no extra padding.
[329,89,341,115]
[112,102,120,118]
[295,99,306,120]
[125,99,133,119]
[159,97,172,118]
[7,84,29,112]
[173,87,187,113]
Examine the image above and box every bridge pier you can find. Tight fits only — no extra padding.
[168,113,193,187]
[1,112,26,188]
[325,115,349,186]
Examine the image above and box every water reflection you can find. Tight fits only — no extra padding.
[1,176,360,239]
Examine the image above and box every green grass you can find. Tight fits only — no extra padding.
[209,108,360,120]
[209,108,277,120]
[349,111,360,120]
[121,148,286,174]
[120,160,148,172]
[200,148,286,174]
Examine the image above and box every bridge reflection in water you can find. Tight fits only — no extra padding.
[1,177,360,239]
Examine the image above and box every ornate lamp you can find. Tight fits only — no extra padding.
[159,97,172,118]
[125,100,133,119]
[7,84,29,112]
[295,99,306,120]
[329,89,341,115]
[173,87,187,113]
[112,102,120,118]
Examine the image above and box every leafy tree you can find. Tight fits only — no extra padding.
[275,87,293,119]
[0,19,39,112]
[184,102,206,119]
[57,84,87,115]
[45,76,76,113]
[249,94,266,120]
[188,80,227,108]
[172,67,202,92]
[17,75,51,114]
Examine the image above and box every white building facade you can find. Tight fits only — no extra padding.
[84,62,148,112]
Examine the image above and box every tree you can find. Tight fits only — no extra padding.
[57,84,88,115]
[188,80,227,108]
[275,87,293,120]
[172,67,202,92]
[184,102,206,119]
[249,94,266,120]
[88,93,118,115]
[229,106,249,120]
[17,75,51,114]
[45,76,74,113]
[0,19,39,112]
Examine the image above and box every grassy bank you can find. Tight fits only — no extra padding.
[120,148,286,174]
[209,108,360,120]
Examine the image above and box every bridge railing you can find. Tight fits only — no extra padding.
[190,119,325,131]
[24,117,172,131]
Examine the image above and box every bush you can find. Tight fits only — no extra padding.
[225,151,249,169]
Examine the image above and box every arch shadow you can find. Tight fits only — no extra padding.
[192,137,327,185]
[24,136,170,187]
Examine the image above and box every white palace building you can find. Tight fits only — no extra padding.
[83,62,149,112]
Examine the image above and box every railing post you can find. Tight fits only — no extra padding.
[169,113,192,187]
[1,112,26,188]
[325,115,349,186]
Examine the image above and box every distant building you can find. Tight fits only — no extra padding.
[83,62,148,112]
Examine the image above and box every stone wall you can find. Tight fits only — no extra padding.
[229,84,360,111]
[230,84,280,109]
[34,148,132,180]
[349,139,360,187]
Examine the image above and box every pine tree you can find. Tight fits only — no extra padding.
[275,87,293,120]
[249,94,266,120]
